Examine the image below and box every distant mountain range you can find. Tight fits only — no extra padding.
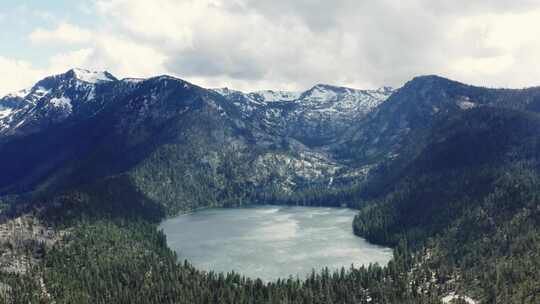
[1,68,539,213]
[0,69,395,207]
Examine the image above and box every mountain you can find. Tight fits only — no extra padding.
[0,68,118,137]
[337,75,540,165]
[2,69,539,210]
[214,84,393,147]
[355,106,540,245]
[336,76,540,302]
[2,69,540,303]
[0,70,258,214]
[0,69,393,217]
[352,106,540,303]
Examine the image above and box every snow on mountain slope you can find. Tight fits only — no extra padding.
[0,68,394,150]
[72,68,117,84]
[0,69,119,135]
[121,78,145,84]
[249,90,301,102]
[49,96,73,111]
[214,84,392,108]
[214,84,394,146]
[298,84,393,113]
[0,108,12,119]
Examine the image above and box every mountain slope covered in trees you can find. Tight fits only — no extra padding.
[353,107,540,303]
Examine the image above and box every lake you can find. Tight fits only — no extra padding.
[160,205,393,281]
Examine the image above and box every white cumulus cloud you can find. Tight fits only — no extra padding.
[29,22,94,45]
[0,56,46,95]
[1,0,540,96]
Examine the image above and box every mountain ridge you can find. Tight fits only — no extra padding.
[2,68,540,303]
[2,69,540,200]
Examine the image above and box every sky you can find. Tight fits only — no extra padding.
[1,0,540,95]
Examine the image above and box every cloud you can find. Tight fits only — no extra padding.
[0,56,46,95]
[48,48,94,71]
[87,35,168,78]
[29,22,94,45]
[26,20,168,78]
[444,8,540,87]
[0,24,167,95]
[92,0,380,90]
[2,0,540,96]
[88,0,540,90]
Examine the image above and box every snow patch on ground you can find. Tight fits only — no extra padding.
[49,96,73,112]
[249,90,301,102]
[0,108,13,119]
[13,117,27,129]
[34,87,50,96]
[442,293,477,304]
[456,97,477,110]
[122,78,145,84]
[304,85,338,102]
[457,101,476,110]
[86,88,95,101]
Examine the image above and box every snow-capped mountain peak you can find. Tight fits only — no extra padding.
[0,69,119,135]
[69,68,117,84]
[301,84,340,102]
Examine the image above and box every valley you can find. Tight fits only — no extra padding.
[0,69,539,303]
